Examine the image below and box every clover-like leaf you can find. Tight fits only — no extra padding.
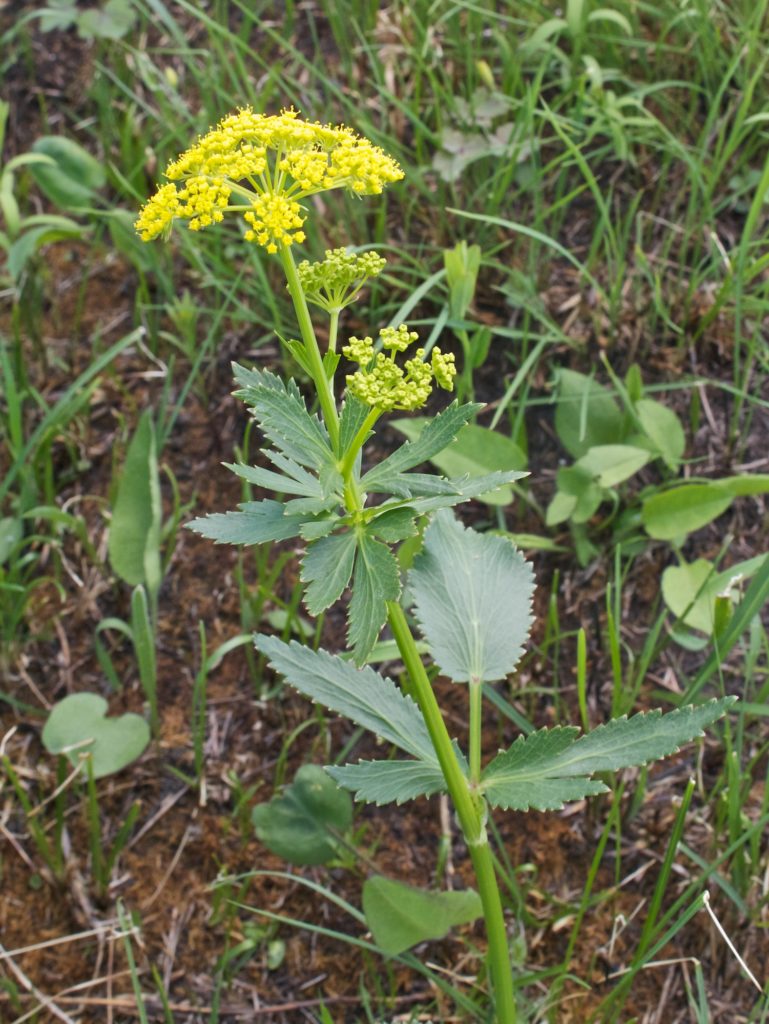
[42,693,150,778]
[252,765,352,866]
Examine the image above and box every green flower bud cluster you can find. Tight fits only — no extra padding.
[343,324,456,412]
[297,248,387,313]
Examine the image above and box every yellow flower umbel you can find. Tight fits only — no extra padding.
[135,108,404,254]
[297,248,387,314]
[343,324,457,412]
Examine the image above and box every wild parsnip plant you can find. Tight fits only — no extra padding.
[137,108,735,1021]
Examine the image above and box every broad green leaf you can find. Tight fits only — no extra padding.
[576,444,651,488]
[42,693,150,778]
[327,759,447,805]
[409,510,534,683]
[232,364,334,472]
[254,635,437,762]
[76,0,136,39]
[37,0,77,32]
[301,530,357,615]
[641,483,733,540]
[481,698,735,811]
[108,411,161,588]
[252,765,352,866]
[634,398,685,469]
[0,516,22,564]
[662,555,767,635]
[553,464,604,524]
[348,532,401,663]
[30,135,106,209]
[554,369,626,458]
[545,489,577,527]
[390,419,525,506]
[361,402,480,491]
[363,877,482,956]
[187,499,307,545]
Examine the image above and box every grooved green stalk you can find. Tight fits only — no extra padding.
[280,245,340,452]
[387,603,517,1023]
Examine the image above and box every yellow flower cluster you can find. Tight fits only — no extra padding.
[135,108,404,253]
[244,193,306,253]
[343,325,456,412]
[297,248,386,312]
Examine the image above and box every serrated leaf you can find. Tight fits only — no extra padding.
[553,698,736,776]
[480,698,736,811]
[339,395,374,453]
[254,635,437,762]
[361,403,480,492]
[367,507,418,542]
[327,759,447,805]
[301,531,357,615]
[232,364,334,471]
[409,510,534,683]
[348,532,401,663]
[225,460,322,498]
[389,419,526,506]
[187,499,307,545]
[401,470,527,513]
[363,877,482,955]
[252,765,352,866]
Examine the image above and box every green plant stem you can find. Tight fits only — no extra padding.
[279,246,340,451]
[387,601,516,1024]
[328,309,339,354]
[469,678,482,784]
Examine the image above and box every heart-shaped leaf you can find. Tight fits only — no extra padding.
[42,693,150,778]
[363,877,482,955]
[252,764,353,866]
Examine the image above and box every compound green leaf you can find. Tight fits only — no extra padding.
[409,510,534,683]
[232,364,334,472]
[348,532,401,663]
[42,693,149,779]
[363,877,482,956]
[361,402,480,492]
[187,499,307,545]
[327,759,447,805]
[481,698,735,811]
[389,419,526,506]
[301,530,357,615]
[252,765,352,866]
[254,636,436,762]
